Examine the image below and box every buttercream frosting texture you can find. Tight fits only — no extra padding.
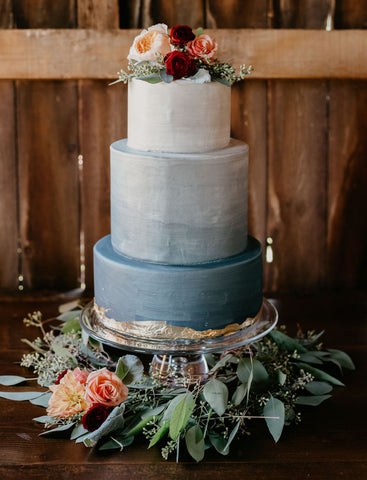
[127,78,231,153]
[111,139,248,265]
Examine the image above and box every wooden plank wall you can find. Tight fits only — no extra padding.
[0,0,366,296]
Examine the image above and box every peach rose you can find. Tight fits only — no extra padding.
[47,370,90,418]
[128,23,171,62]
[186,34,218,61]
[85,368,128,407]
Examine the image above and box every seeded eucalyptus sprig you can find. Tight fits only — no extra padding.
[0,305,354,462]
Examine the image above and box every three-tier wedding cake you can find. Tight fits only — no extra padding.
[93,24,262,340]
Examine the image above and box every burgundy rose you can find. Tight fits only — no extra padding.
[81,404,111,432]
[165,51,196,79]
[170,25,195,46]
[55,368,68,385]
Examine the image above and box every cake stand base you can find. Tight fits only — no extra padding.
[80,298,278,385]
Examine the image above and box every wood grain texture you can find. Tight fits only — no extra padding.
[0,29,367,79]
[0,293,365,478]
[206,1,268,246]
[272,0,330,29]
[17,81,80,290]
[266,80,328,291]
[141,0,204,28]
[334,0,367,29]
[11,0,76,28]
[0,82,18,290]
[77,0,124,293]
[327,81,367,289]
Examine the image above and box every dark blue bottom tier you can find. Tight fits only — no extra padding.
[94,235,263,331]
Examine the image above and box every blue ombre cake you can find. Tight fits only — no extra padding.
[93,78,263,339]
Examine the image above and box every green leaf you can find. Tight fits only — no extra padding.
[116,355,144,385]
[203,379,228,416]
[61,317,81,333]
[51,343,78,366]
[169,392,195,440]
[213,76,231,87]
[268,330,307,353]
[70,423,88,440]
[135,74,161,84]
[263,395,285,443]
[39,423,75,436]
[99,435,134,451]
[83,404,125,447]
[295,394,332,406]
[141,404,166,419]
[0,375,28,386]
[162,393,187,422]
[305,381,333,395]
[298,352,323,365]
[30,392,52,407]
[0,391,45,401]
[210,354,237,373]
[208,431,229,455]
[185,424,205,462]
[278,370,287,385]
[295,362,344,386]
[195,27,204,36]
[232,383,247,406]
[149,421,170,448]
[223,420,241,453]
[33,415,54,424]
[237,358,269,385]
[328,349,355,370]
[57,310,80,322]
[123,415,153,438]
[160,70,174,83]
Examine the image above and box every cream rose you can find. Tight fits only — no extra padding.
[128,23,171,62]
[186,34,218,61]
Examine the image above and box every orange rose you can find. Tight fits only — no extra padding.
[47,370,90,418]
[186,34,218,61]
[85,368,128,407]
[128,24,171,62]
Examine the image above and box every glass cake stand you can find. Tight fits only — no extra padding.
[80,298,278,384]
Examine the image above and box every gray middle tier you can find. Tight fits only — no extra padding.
[111,139,249,265]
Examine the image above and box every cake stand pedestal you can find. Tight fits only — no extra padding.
[80,298,278,385]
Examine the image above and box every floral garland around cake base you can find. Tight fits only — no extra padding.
[0,302,354,462]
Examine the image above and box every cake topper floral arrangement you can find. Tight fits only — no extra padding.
[112,24,253,86]
[0,303,354,462]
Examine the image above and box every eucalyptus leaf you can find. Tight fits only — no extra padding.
[141,404,166,419]
[61,317,81,334]
[305,381,333,395]
[83,404,125,447]
[0,375,28,386]
[149,421,170,448]
[123,415,153,438]
[162,393,187,422]
[263,395,285,443]
[210,354,236,373]
[169,392,195,440]
[328,349,355,370]
[57,310,81,322]
[30,392,52,407]
[203,378,228,416]
[51,343,78,366]
[185,424,205,462]
[99,435,134,451]
[278,370,287,385]
[33,415,54,424]
[195,27,204,36]
[75,433,91,444]
[39,423,75,436]
[295,362,344,387]
[295,394,332,406]
[160,70,174,83]
[208,431,229,455]
[298,352,324,365]
[0,391,45,401]
[116,355,144,385]
[212,76,231,87]
[268,330,307,353]
[135,74,162,84]
[237,358,269,385]
[232,383,247,406]
[223,420,241,453]
[70,423,88,440]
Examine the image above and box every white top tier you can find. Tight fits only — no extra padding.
[127,78,231,153]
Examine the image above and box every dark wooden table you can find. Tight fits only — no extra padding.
[0,293,366,479]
